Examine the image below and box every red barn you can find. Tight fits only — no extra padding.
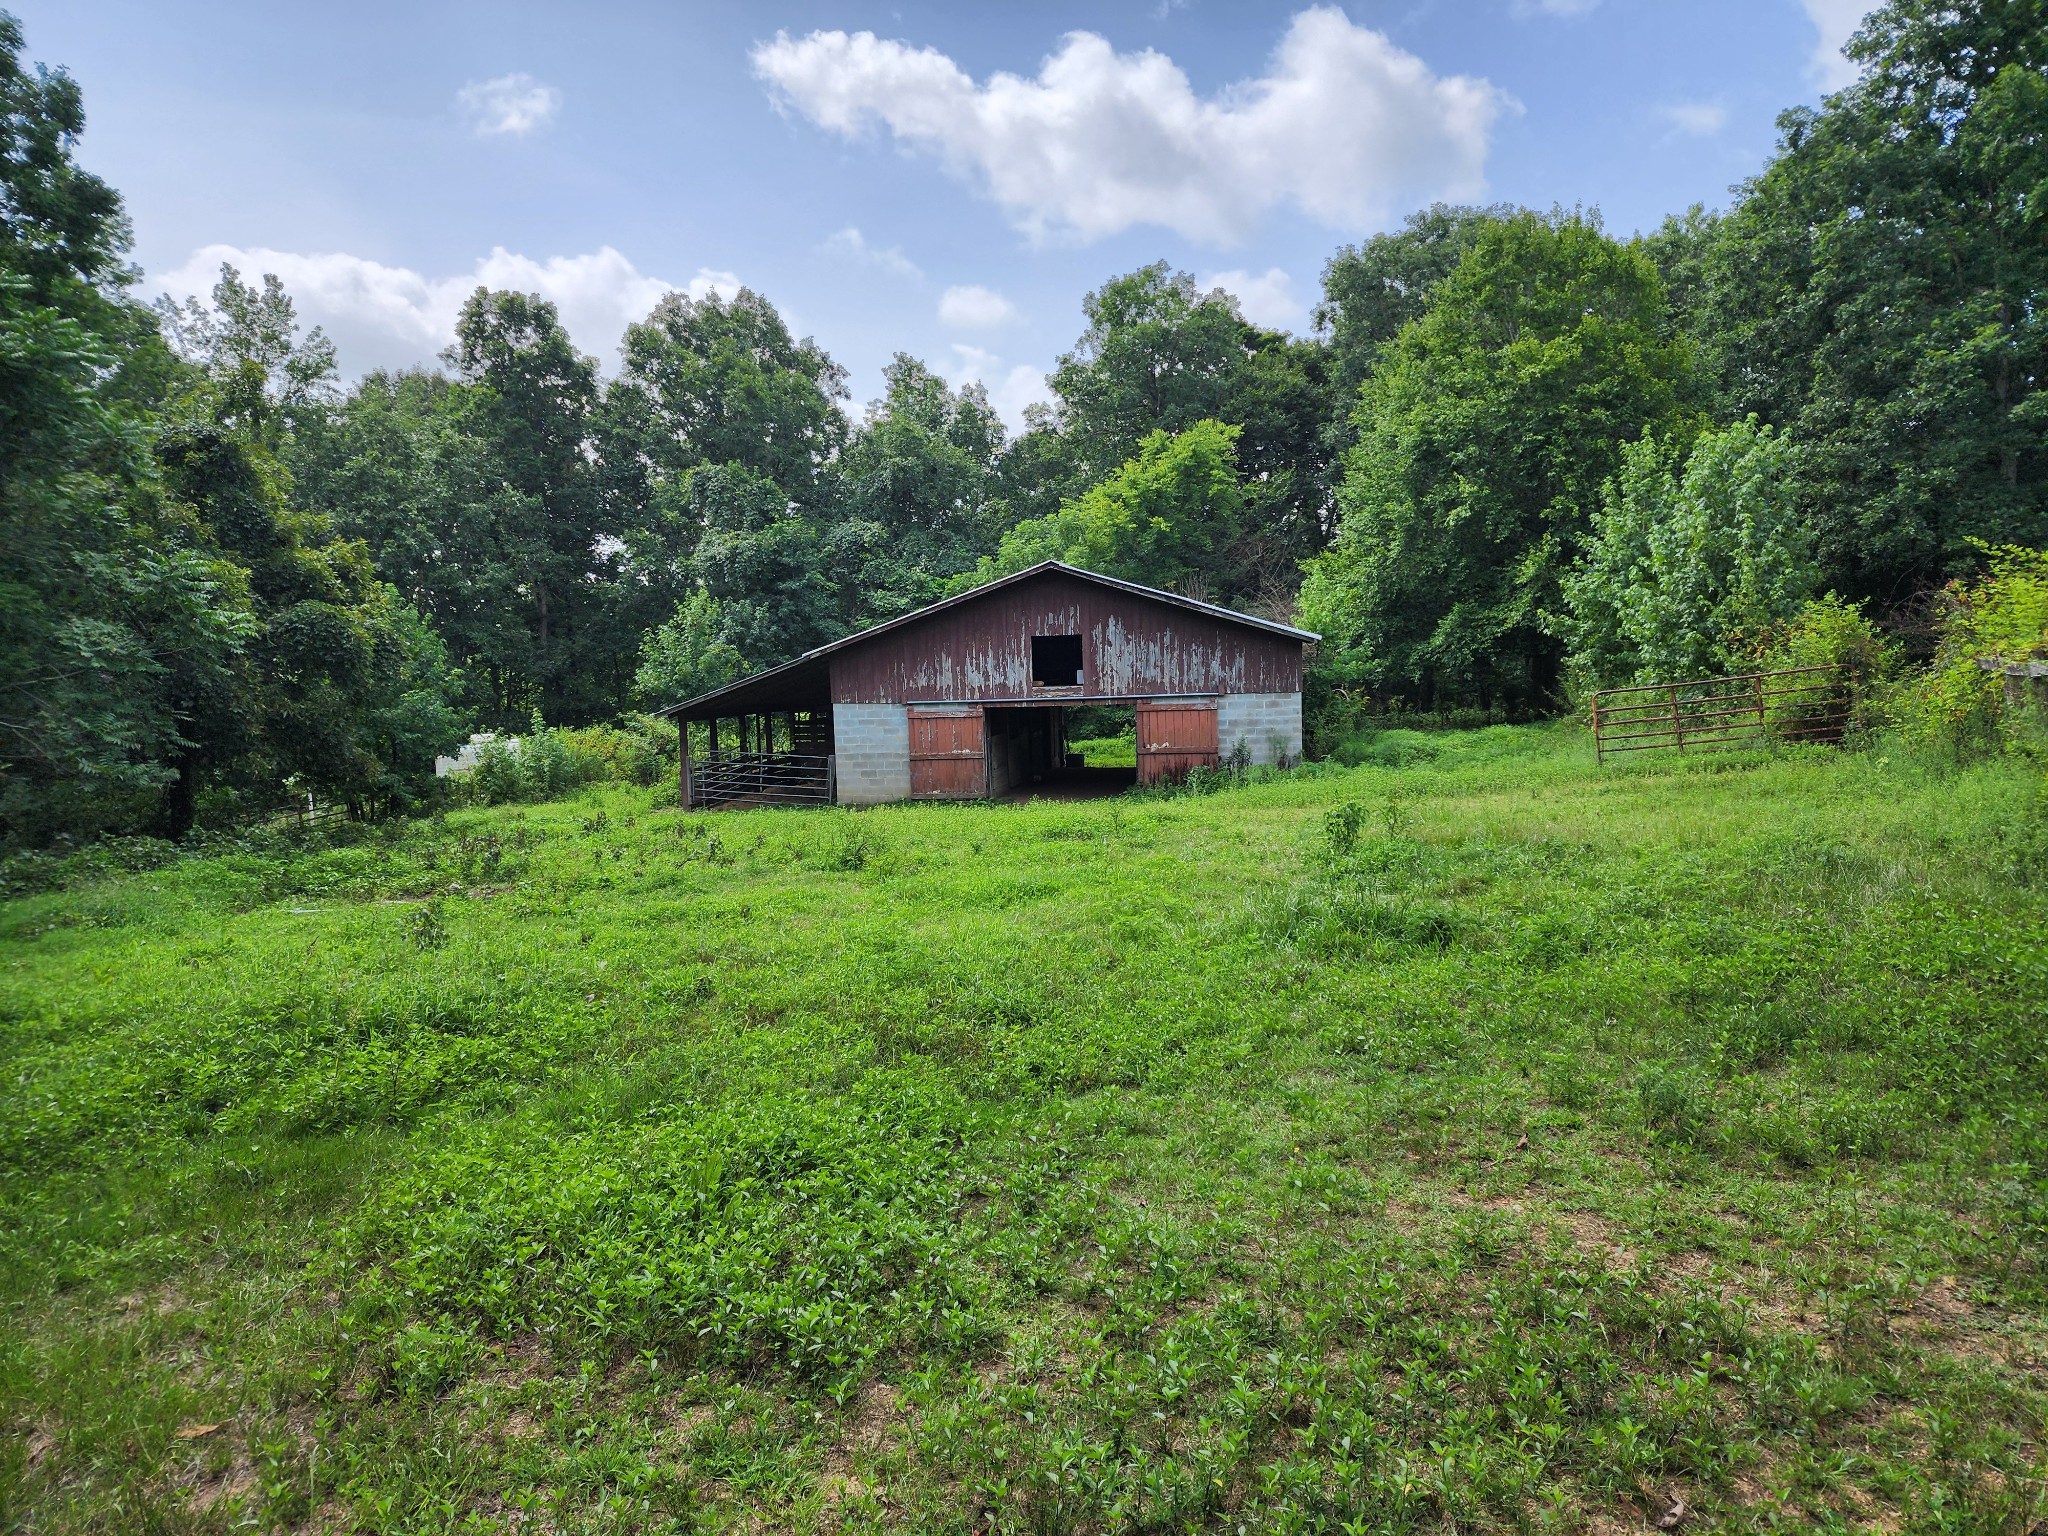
[658,561,1315,808]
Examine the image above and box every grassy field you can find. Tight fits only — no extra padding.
[1068,734,1136,769]
[4,724,2047,1534]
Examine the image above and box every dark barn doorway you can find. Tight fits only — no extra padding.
[988,703,1136,802]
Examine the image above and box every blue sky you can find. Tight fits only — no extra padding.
[19,0,1874,424]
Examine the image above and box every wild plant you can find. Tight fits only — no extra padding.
[400,897,449,951]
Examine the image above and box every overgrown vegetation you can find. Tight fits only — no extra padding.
[4,728,2047,1532]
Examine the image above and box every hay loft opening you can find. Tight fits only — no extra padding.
[1031,633,1084,688]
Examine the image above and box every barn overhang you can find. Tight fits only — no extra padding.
[653,654,831,722]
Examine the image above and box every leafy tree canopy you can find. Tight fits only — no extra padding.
[1557,416,1816,687]
[1301,211,1693,709]
[976,419,1246,598]
[610,287,847,504]
[1689,0,2048,604]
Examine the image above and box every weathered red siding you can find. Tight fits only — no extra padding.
[1136,702,1221,783]
[907,708,986,798]
[828,571,1301,704]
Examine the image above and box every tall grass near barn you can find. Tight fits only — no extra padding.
[3,726,2046,1532]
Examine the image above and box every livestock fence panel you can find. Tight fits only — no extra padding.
[687,751,833,809]
[1590,665,1850,763]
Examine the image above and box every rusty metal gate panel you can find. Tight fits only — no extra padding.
[1135,702,1219,784]
[1590,665,1849,762]
[908,707,986,798]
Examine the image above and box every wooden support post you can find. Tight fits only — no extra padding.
[678,719,690,809]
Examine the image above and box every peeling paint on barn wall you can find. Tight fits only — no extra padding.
[829,571,1301,704]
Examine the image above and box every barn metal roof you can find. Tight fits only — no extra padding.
[654,561,1317,720]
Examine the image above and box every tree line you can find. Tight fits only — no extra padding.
[2,0,2042,843]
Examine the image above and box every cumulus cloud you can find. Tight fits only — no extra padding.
[150,244,736,375]
[456,72,561,136]
[752,7,1511,244]
[820,225,922,279]
[1661,101,1727,136]
[946,344,1054,431]
[1200,268,1304,332]
[938,284,1018,330]
[1802,0,1875,91]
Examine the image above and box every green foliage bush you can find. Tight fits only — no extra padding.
[632,589,746,709]
[1559,417,1815,687]
[1882,547,2048,761]
[455,714,677,806]
[1750,594,1896,741]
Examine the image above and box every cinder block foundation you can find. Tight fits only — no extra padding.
[831,703,911,804]
[1216,692,1303,765]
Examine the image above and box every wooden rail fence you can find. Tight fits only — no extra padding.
[1591,665,1850,763]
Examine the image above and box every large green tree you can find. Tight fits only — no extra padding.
[439,289,619,723]
[827,355,1006,624]
[0,14,251,840]
[977,419,1246,597]
[155,265,338,446]
[686,462,836,665]
[1557,417,1816,687]
[1301,212,1693,708]
[1042,263,1333,602]
[1316,203,1515,411]
[149,312,460,835]
[605,287,846,512]
[1691,0,2048,605]
[599,287,850,674]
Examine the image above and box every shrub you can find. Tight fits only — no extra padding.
[464,738,529,806]
[1560,417,1815,688]
[1748,594,1896,742]
[1883,547,2048,761]
[1321,801,1368,860]
[452,714,678,806]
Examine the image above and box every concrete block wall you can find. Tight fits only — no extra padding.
[832,703,911,804]
[1217,692,1303,766]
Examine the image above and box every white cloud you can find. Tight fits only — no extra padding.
[820,225,922,279]
[938,283,1018,330]
[752,7,1511,245]
[1661,101,1728,136]
[456,72,561,137]
[1200,267,1304,332]
[1802,0,1875,92]
[946,344,1054,431]
[150,244,736,375]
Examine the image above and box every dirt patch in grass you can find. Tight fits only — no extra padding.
[186,1449,258,1516]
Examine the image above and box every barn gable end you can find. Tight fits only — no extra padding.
[660,562,1315,808]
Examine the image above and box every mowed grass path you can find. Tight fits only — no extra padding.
[3,725,2046,1534]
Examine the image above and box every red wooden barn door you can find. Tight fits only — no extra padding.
[908,707,986,798]
[1136,702,1219,784]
